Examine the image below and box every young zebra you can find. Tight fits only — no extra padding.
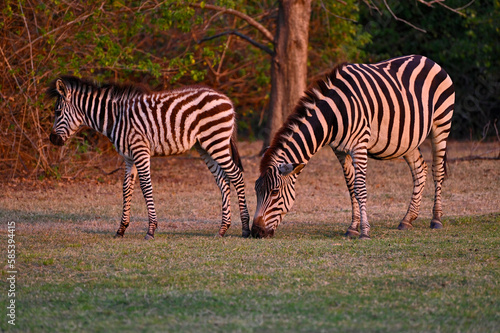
[252,55,454,239]
[48,76,250,239]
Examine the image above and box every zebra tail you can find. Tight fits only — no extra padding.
[443,150,449,180]
[230,136,244,172]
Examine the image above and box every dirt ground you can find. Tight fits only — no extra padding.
[1,140,499,237]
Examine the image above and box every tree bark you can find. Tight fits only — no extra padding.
[263,0,311,148]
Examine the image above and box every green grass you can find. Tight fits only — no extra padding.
[2,141,499,331]
[3,213,499,332]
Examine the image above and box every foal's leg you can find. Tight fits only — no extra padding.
[398,148,428,230]
[115,159,137,238]
[196,145,233,237]
[133,150,158,240]
[334,150,361,238]
[210,151,250,238]
[197,143,250,237]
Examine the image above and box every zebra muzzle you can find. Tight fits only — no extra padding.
[49,132,65,146]
[250,222,274,239]
[251,224,265,238]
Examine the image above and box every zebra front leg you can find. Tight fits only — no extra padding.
[398,149,428,230]
[351,148,370,239]
[135,154,158,240]
[115,160,137,238]
[334,151,361,238]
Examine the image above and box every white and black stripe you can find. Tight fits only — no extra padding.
[252,55,454,239]
[48,76,250,239]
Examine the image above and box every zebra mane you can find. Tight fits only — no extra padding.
[259,62,348,175]
[47,75,150,100]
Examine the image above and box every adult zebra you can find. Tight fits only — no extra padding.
[48,76,250,239]
[252,55,454,239]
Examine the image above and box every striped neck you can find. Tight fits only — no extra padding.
[73,84,118,138]
[260,100,337,174]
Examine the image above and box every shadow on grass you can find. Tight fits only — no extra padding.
[279,217,458,240]
[446,212,499,226]
[0,208,222,237]
[79,218,224,239]
[0,208,108,224]
[7,205,497,241]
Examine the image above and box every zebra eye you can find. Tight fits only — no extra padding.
[271,189,280,196]
[55,109,62,117]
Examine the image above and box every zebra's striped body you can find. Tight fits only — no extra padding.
[252,55,454,239]
[48,76,250,239]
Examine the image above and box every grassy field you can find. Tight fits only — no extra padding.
[1,140,499,332]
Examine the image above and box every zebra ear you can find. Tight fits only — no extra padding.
[261,146,270,158]
[56,79,70,101]
[278,163,305,176]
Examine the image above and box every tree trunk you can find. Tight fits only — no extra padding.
[263,0,311,148]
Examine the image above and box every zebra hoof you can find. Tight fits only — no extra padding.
[217,228,228,237]
[114,232,124,239]
[242,229,251,238]
[397,222,413,230]
[359,234,371,240]
[430,219,443,229]
[144,233,155,240]
[345,228,360,238]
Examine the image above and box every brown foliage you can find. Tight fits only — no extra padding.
[0,1,370,179]
[0,1,275,179]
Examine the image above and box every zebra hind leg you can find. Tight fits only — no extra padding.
[115,160,137,238]
[216,154,250,238]
[398,149,428,230]
[197,142,250,238]
[215,172,232,237]
[430,135,449,229]
[196,145,232,237]
[229,138,250,238]
[334,151,361,238]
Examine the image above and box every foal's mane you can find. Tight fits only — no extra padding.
[47,75,150,100]
[259,62,348,175]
